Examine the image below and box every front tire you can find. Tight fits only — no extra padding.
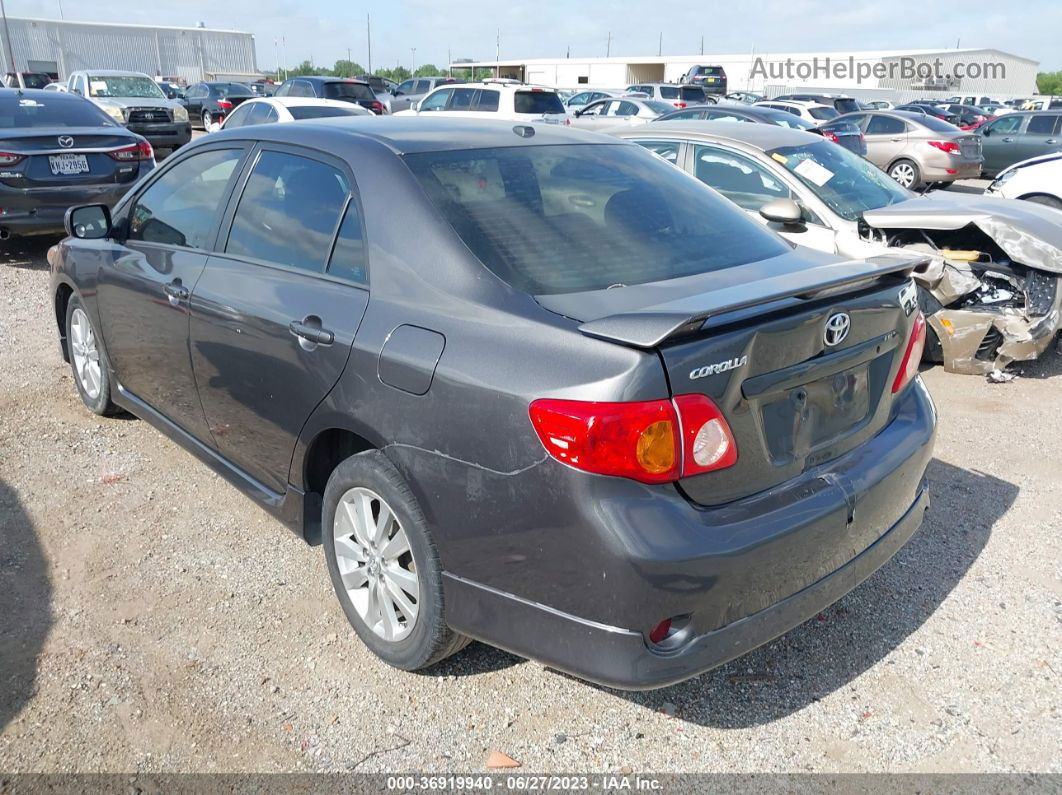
[65,295,119,415]
[322,450,469,671]
[889,159,922,190]
[202,111,212,130]
[1023,194,1062,211]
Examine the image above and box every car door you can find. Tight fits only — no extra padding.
[415,87,453,113]
[188,145,370,493]
[94,144,249,442]
[978,114,1025,174]
[1013,113,1062,163]
[862,114,908,170]
[685,143,837,251]
[571,100,616,130]
[391,79,416,112]
[606,100,642,126]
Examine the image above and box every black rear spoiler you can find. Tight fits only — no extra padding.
[578,254,925,348]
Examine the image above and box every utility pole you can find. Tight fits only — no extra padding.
[0,0,21,87]
[346,47,351,69]
[495,28,500,78]
[447,47,451,77]
[274,38,280,80]
[658,32,662,57]
[366,14,372,75]
[57,0,64,20]
[700,35,704,56]
[606,31,611,57]
[411,47,416,74]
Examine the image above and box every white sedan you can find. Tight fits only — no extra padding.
[985,153,1062,211]
[218,97,372,131]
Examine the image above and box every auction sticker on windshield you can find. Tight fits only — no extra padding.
[794,158,835,187]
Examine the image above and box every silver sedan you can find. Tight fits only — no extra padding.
[568,97,675,131]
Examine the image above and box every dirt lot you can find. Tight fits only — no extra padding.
[1,235,1060,774]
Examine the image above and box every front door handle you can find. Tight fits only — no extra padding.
[1047,139,1058,145]
[1001,137,1014,142]
[890,137,903,142]
[163,279,189,304]
[289,317,335,348]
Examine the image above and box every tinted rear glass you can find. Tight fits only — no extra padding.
[403,144,789,296]
[288,105,365,120]
[513,91,565,115]
[808,106,839,120]
[323,82,375,100]
[916,115,962,133]
[680,87,706,101]
[834,98,860,113]
[215,83,254,98]
[0,94,115,128]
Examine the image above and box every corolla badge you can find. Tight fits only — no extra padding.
[823,312,851,347]
[58,135,74,148]
[690,355,748,380]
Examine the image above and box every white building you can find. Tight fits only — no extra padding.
[450,48,1040,103]
[0,16,261,84]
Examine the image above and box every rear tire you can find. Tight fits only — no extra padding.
[202,111,212,130]
[1023,194,1062,211]
[65,294,120,416]
[322,450,470,671]
[888,159,922,190]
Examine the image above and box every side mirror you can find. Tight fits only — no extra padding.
[393,89,404,96]
[65,204,112,240]
[759,198,805,230]
[410,100,421,112]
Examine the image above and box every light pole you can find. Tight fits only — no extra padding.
[0,0,21,86]
[366,14,372,75]
[606,31,611,57]
[411,47,415,74]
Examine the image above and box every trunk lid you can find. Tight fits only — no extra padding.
[537,249,924,505]
[0,128,140,188]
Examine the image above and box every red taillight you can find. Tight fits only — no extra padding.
[371,100,385,114]
[892,312,927,394]
[0,152,24,166]
[108,140,153,162]
[648,618,672,644]
[528,394,736,484]
[673,101,687,108]
[217,99,233,110]
[927,140,961,155]
[822,130,840,144]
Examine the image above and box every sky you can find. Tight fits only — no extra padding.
[5,0,1058,72]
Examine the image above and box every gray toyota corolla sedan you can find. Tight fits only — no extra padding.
[49,118,936,689]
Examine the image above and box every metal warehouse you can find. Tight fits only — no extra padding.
[451,48,1040,102]
[0,16,260,84]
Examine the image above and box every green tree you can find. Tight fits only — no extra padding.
[288,59,325,77]
[1037,71,1062,96]
[333,59,365,78]
[414,64,441,77]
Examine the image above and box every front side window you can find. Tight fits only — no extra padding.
[397,80,416,94]
[568,91,591,106]
[985,115,1023,135]
[403,143,789,295]
[419,89,452,111]
[129,148,243,248]
[693,145,791,210]
[226,151,349,272]
[415,80,432,93]
[610,101,639,117]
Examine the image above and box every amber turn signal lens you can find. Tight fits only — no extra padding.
[636,420,676,474]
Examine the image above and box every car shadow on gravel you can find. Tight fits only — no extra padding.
[0,478,53,732]
[591,458,1017,727]
[0,235,62,270]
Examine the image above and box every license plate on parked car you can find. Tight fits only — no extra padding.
[49,154,89,176]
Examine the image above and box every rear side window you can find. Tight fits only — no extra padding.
[680,87,706,101]
[449,88,477,110]
[668,109,706,120]
[513,91,564,115]
[226,151,349,272]
[916,115,961,133]
[475,90,500,111]
[866,115,906,135]
[403,144,788,295]
[327,202,368,285]
[1027,115,1060,135]
[288,105,362,120]
[247,103,279,124]
[129,148,243,248]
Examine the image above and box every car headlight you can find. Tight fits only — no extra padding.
[99,102,126,123]
[988,169,1016,192]
[172,104,189,122]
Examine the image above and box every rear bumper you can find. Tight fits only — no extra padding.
[922,159,982,182]
[125,122,191,148]
[440,379,936,690]
[0,180,144,235]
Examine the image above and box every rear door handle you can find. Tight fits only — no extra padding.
[163,279,189,304]
[289,317,334,347]
[1047,139,1058,145]
[1001,137,1014,142]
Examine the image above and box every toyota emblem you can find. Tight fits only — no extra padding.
[823,312,851,347]
[58,135,74,148]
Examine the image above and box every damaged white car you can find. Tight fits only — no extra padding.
[617,123,1062,376]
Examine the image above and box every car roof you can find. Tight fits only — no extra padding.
[207,116,622,154]
[267,97,368,109]
[291,76,370,86]
[75,69,153,77]
[0,87,82,102]
[624,119,822,149]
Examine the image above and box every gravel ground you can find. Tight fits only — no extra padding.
[0,235,1059,775]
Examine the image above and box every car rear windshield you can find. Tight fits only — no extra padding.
[643,100,676,115]
[403,143,789,295]
[834,98,860,113]
[915,115,962,133]
[13,73,50,89]
[808,106,839,120]
[287,105,365,120]
[768,140,911,222]
[513,91,565,115]
[0,95,115,128]
[88,75,165,99]
[323,82,375,100]
[215,83,254,98]
[694,66,724,76]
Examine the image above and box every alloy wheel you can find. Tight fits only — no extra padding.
[890,163,916,187]
[333,487,419,642]
[70,307,102,400]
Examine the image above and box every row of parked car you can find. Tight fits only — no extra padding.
[41,96,1062,689]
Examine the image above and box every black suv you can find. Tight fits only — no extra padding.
[182,82,256,129]
[274,77,387,114]
[51,118,934,689]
